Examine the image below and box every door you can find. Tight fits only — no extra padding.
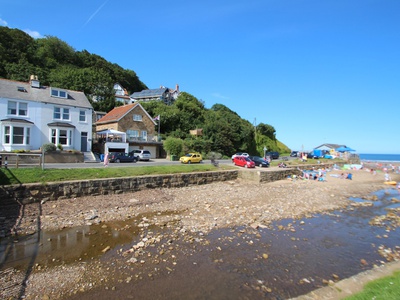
[81,132,88,152]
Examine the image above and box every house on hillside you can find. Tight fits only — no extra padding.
[0,76,93,152]
[130,84,180,105]
[113,83,132,104]
[95,103,163,158]
[189,128,203,136]
[91,82,133,105]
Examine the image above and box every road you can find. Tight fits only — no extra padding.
[39,158,234,169]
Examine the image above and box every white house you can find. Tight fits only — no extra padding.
[0,76,93,152]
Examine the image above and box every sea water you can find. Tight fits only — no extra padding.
[359,153,400,163]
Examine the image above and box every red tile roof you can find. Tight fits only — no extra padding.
[96,103,138,124]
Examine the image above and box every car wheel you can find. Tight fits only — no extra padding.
[259,163,263,167]
[116,159,120,163]
[188,160,191,164]
[245,164,248,168]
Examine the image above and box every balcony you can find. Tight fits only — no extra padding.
[127,135,162,143]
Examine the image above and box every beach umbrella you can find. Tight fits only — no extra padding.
[336,146,355,152]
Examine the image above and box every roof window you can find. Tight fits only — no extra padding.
[17,86,27,92]
[51,88,68,99]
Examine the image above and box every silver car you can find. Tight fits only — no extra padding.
[130,149,151,161]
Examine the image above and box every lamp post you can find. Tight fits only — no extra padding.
[263,146,267,159]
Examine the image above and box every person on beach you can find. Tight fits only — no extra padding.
[384,172,391,182]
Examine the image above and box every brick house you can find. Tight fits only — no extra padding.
[95,103,162,158]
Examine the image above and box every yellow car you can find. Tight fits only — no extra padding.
[180,153,203,164]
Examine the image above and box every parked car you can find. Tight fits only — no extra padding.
[109,152,138,163]
[249,156,270,167]
[307,152,318,159]
[290,151,299,157]
[130,149,151,161]
[265,151,280,160]
[180,153,203,164]
[231,152,249,161]
[233,156,255,168]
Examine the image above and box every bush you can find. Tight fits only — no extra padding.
[163,137,184,156]
[42,143,57,152]
[57,144,63,151]
[207,151,222,160]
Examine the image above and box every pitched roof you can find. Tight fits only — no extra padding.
[0,78,92,109]
[96,103,157,125]
[130,87,168,99]
[314,143,345,150]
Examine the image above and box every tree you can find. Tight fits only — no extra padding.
[256,123,276,140]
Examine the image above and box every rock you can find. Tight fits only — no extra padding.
[102,246,111,253]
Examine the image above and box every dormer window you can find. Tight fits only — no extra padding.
[133,114,142,121]
[51,88,68,98]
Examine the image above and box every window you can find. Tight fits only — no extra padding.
[13,127,24,144]
[133,114,142,121]
[51,128,72,146]
[141,131,147,141]
[54,107,70,120]
[127,129,139,140]
[3,125,30,145]
[51,88,68,98]
[8,101,27,116]
[79,110,86,122]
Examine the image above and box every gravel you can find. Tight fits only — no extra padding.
[2,167,399,299]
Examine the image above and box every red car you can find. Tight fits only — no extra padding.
[233,156,255,168]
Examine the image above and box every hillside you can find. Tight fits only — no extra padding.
[0,26,290,157]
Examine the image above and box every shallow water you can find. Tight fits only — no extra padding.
[1,188,399,299]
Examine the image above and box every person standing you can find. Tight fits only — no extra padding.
[104,152,109,167]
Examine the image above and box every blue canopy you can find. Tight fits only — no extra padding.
[336,146,355,152]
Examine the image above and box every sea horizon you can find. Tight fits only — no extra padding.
[358,153,400,163]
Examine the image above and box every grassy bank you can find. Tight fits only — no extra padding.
[0,164,234,186]
[345,270,400,300]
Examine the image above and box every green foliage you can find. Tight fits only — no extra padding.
[163,137,184,156]
[345,270,400,300]
[257,123,276,140]
[42,143,56,152]
[0,27,147,112]
[0,27,292,155]
[57,144,63,151]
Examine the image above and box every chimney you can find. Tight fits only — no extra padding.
[30,75,40,88]
[175,84,179,92]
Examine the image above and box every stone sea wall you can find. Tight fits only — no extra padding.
[0,163,345,204]
[0,170,239,204]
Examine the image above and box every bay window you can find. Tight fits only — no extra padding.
[3,125,31,145]
[51,128,72,146]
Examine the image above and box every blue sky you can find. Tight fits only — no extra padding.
[1,0,399,154]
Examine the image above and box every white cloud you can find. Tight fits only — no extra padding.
[23,29,42,39]
[0,18,8,26]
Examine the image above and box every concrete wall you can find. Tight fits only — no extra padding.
[0,151,84,166]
